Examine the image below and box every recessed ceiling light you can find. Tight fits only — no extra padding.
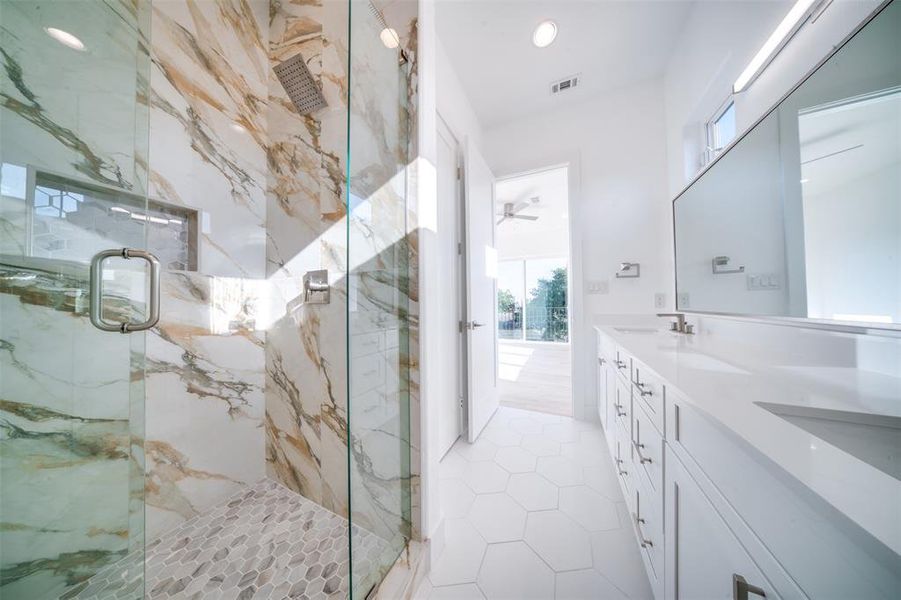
[380,27,400,49]
[45,27,85,51]
[532,20,557,48]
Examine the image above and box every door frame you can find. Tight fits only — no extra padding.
[436,113,467,454]
[492,157,583,420]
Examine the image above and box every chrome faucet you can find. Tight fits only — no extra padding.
[656,313,693,334]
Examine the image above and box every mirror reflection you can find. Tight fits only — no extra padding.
[674,0,901,326]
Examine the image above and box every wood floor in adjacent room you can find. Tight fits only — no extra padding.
[497,341,572,417]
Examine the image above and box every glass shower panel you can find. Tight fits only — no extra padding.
[347,0,413,596]
[0,1,151,598]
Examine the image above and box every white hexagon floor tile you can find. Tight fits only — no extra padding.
[464,461,510,494]
[468,493,527,543]
[590,528,655,600]
[429,519,488,587]
[519,433,562,457]
[440,451,470,480]
[555,569,628,600]
[559,486,620,531]
[524,510,593,572]
[536,455,584,487]
[494,446,537,473]
[477,542,555,600]
[427,583,487,599]
[441,478,477,519]
[543,422,582,443]
[481,425,523,447]
[508,416,544,435]
[506,473,558,511]
[454,438,499,462]
[582,463,622,500]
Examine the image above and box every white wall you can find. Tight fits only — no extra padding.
[437,37,484,150]
[483,79,671,419]
[661,0,881,298]
[663,0,898,377]
[664,0,881,197]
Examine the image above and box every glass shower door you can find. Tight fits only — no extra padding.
[347,0,414,596]
[0,1,152,598]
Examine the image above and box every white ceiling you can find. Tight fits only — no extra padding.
[495,166,569,259]
[436,0,696,129]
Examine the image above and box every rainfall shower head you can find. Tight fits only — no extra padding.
[273,52,327,115]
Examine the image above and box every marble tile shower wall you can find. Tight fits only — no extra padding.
[1,0,419,596]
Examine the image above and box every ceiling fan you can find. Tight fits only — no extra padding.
[496,196,540,225]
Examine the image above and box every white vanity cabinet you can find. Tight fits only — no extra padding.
[664,446,777,600]
[595,326,901,600]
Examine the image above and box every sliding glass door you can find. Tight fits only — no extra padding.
[497,257,569,342]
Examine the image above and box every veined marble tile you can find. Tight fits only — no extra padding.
[145,271,265,538]
[148,0,269,279]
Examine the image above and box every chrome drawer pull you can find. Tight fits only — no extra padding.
[634,381,653,397]
[632,512,653,548]
[632,440,652,464]
[732,574,766,599]
[615,360,627,370]
[598,357,606,365]
[614,403,627,417]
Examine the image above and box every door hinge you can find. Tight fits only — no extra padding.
[456,166,463,180]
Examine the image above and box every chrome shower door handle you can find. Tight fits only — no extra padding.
[90,248,161,333]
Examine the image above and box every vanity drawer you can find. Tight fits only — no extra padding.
[613,375,632,433]
[614,419,634,510]
[633,476,663,594]
[632,399,664,494]
[612,349,631,384]
[630,359,664,435]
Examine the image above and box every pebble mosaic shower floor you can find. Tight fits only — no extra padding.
[66,480,392,600]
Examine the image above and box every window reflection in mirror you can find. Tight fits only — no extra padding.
[674,0,900,327]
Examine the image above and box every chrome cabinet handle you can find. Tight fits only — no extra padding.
[615,359,627,370]
[632,440,652,464]
[598,357,606,365]
[733,574,766,599]
[614,403,626,417]
[632,512,653,548]
[634,381,653,397]
[90,248,160,333]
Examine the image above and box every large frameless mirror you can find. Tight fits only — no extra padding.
[673,0,901,329]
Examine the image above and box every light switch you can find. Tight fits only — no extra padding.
[586,280,610,295]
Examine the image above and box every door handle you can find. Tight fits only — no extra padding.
[467,321,486,330]
[733,574,766,599]
[90,248,161,333]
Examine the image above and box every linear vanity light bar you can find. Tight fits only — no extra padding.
[733,0,823,93]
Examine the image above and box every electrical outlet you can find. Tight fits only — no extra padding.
[747,273,781,291]
[654,293,666,309]
[586,280,609,295]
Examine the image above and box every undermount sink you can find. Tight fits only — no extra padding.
[757,402,901,481]
[613,327,660,334]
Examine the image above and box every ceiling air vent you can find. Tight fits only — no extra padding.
[551,75,580,95]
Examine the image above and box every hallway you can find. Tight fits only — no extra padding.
[498,342,572,416]
[415,407,652,600]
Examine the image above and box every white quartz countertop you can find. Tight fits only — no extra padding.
[593,317,901,556]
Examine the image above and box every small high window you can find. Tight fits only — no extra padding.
[706,97,737,160]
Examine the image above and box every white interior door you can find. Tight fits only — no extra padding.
[463,138,498,442]
[436,118,463,456]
